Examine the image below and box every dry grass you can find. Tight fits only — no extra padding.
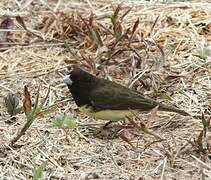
[0,0,211,179]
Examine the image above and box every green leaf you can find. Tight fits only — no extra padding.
[52,114,65,127]
[201,113,209,128]
[52,114,75,129]
[64,115,76,129]
[195,47,211,60]
[33,164,43,180]
[163,38,173,57]
[110,15,116,26]
[36,86,50,114]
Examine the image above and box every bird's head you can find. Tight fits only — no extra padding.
[63,68,98,106]
[63,68,97,88]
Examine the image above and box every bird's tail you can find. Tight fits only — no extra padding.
[157,103,190,116]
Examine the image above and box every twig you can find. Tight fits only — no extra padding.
[127,116,164,140]
[191,155,211,169]
[160,157,167,180]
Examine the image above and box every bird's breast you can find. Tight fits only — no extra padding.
[79,105,139,121]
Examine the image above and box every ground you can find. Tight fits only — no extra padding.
[0,0,211,179]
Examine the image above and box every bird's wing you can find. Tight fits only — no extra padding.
[89,81,158,111]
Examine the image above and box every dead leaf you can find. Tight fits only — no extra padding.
[119,129,135,149]
[80,52,96,73]
[196,130,204,153]
[147,106,159,126]
[23,86,32,118]
[16,16,27,30]
[129,18,139,43]
[149,15,159,37]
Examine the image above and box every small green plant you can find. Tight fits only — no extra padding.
[201,113,210,138]
[110,8,122,41]
[53,114,76,129]
[11,85,50,145]
[33,164,44,180]
[4,93,22,116]
[78,14,103,47]
[189,113,211,154]
[194,46,211,60]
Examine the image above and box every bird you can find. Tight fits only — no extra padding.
[63,68,190,122]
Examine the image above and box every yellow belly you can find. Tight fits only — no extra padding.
[79,106,139,121]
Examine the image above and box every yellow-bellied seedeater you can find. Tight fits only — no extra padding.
[63,68,190,121]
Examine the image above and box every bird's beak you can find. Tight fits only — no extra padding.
[63,75,72,85]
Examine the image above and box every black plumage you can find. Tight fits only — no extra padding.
[64,68,190,121]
